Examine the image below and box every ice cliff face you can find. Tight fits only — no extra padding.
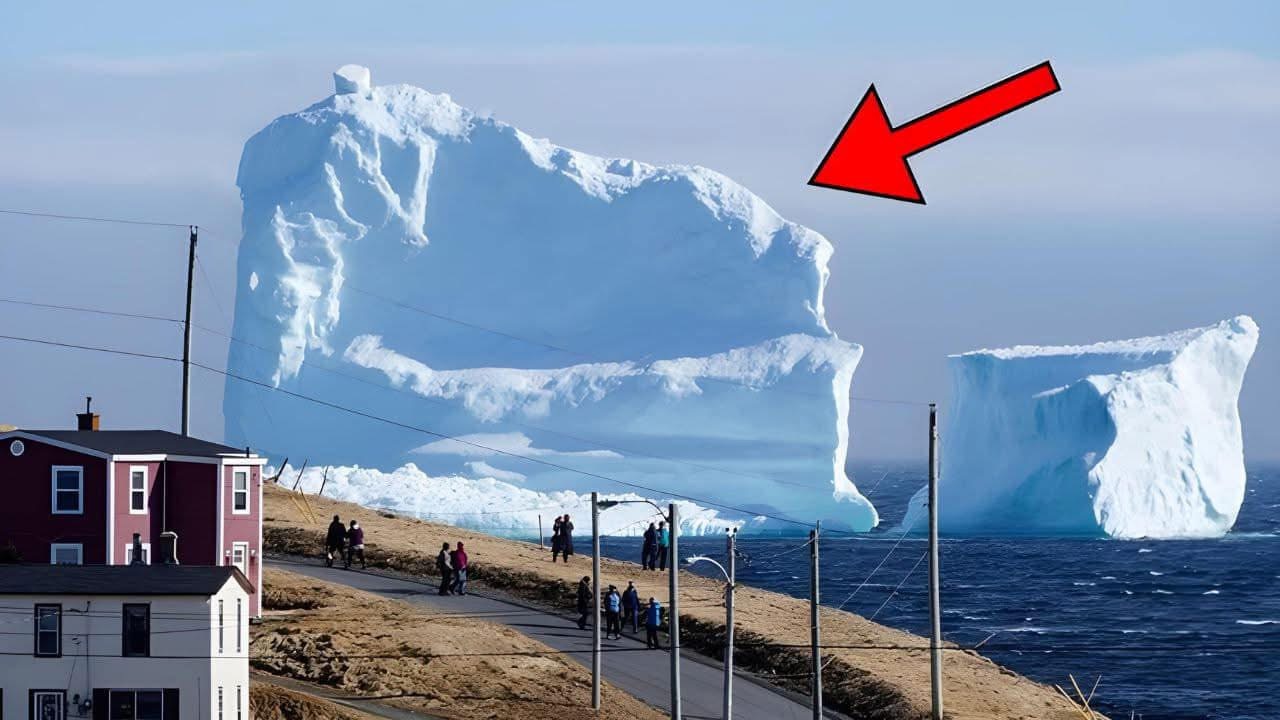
[226,67,874,533]
[903,316,1259,538]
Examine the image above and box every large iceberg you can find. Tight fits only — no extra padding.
[225,66,874,533]
[903,316,1259,538]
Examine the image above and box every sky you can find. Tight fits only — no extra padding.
[0,2,1276,462]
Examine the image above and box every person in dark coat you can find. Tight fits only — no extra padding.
[450,542,469,595]
[551,515,564,562]
[576,576,592,630]
[560,515,575,561]
[641,523,657,570]
[436,542,454,595]
[644,597,663,649]
[621,580,641,633]
[325,515,347,567]
[345,520,366,569]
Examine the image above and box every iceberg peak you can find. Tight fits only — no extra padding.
[333,64,371,96]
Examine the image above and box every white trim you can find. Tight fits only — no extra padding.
[128,465,150,514]
[230,468,250,514]
[111,453,169,462]
[124,541,152,565]
[257,465,263,617]
[106,458,116,564]
[51,465,84,514]
[49,542,83,565]
[216,459,225,566]
[114,453,265,465]
[0,431,110,459]
[231,541,249,577]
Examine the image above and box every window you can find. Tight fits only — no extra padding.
[124,542,150,565]
[51,466,83,514]
[108,690,163,720]
[231,542,248,576]
[34,604,61,657]
[217,687,223,720]
[236,598,243,653]
[129,467,148,514]
[217,599,224,654]
[236,686,242,720]
[30,690,65,720]
[49,543,82,565]
[231,469,249,514]
[121,604,150,657]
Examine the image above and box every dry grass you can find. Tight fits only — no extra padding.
[250,683,383,720]
[254,567,663,720]
[265,484,1094,720]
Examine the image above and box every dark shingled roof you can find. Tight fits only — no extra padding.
[15,430,253,458]
[0,565,254,596]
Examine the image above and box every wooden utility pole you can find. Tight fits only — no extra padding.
[180,225,197,436]
[592,493,602,710]
[928,403,944,720]
[810,522,822,719]
[669,502,682,720]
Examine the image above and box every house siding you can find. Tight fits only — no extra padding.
[0,437,107,563]
[221,464,262,617]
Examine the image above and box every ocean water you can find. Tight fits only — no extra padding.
[600,463,1279,720]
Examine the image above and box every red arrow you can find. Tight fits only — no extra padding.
[809,61,1060,204]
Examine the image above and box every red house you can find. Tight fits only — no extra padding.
[0,405,266,617]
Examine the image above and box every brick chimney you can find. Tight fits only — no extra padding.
[76,396,99,431]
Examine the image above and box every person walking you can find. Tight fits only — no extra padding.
[641,522,657,570]
[560,515,575,562]
[551,515,564,562]
[576,576,592,630]
[644,597,663,649]
[436,542,454,596]
[656,520,670,571]
[450,541,469,595]
[325,515,347,568]
[344,520,366,569]
[605,585,622,640]
[621,580,641,634]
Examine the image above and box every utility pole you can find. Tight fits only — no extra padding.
[669,502,682,720]
[810,522,822,719]
[592,492,602,710]
[180,225,197,436]
[928,403,944,720]
[724,527,736,720]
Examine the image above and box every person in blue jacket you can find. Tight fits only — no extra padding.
[656,521,670,571]
[644,597,663,649]
[605,585,622,639]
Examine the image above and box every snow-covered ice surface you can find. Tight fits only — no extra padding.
[279,463,770,538]
[226,66,873,533]
[903,316,1259,538]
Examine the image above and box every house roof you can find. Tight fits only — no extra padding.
[13,429,254,458]
[0,564,254,596]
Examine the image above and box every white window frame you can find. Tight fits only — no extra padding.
[49,543,83,565]
[124,542,152,565]
[129,465,149,514]
[51,465,84,514]
[231,469,250,514]
[33,690,66,720]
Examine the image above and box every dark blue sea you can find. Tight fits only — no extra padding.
[601,463,1280,720]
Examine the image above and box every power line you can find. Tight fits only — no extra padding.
[0,297,183,324]
[0,331,840,533]
[0,208,189,229]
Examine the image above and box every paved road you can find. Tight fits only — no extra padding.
[268,556,815,720]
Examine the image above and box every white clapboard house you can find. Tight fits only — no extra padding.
[0,562,251,720]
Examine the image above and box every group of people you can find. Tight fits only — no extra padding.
[550,514,575,562]
[324,515,367,569]
[640,521,671,571]
[435,541,470,595]
[576,577,666,648]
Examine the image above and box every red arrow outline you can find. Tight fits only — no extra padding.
[808,61,1061,204]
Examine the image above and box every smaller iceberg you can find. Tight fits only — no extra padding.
[904,316,1259,539]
